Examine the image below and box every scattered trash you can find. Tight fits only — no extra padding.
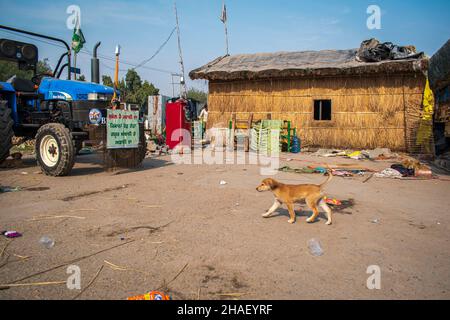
[127,291,171,300]
[371,219,380,224]
[328,199,355,213]
[39,236,55,249]
[279,166,331,174]
[324,197,342,206]
[363,173,375,183]
[307,239,324,256]
[347,151,364,160]
[313,149,347,158]
[374,168,403,179]
[20,172,28,175]
[414,165,433,178]
[391,164,414,177]
[314,148,399,161]
[0,186,21,193]
[332,170,354,177]
[375,160,433,179]
[279,166,315,174]
[2,231,22,238]
[314,167,327,174]
[220,180,228,185]
[286,158,293,162]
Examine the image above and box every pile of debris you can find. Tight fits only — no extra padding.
[313,148,397,161]
[356,38,424,63]
[375,158,432,179]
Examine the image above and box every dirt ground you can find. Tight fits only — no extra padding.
[0,151,449,300]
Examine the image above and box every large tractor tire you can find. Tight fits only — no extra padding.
[35,123,75,176]
[104,124,147,169]
[0,100,14,164]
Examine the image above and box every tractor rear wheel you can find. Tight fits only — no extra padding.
[35,123,75,176]
[0,100,14,164]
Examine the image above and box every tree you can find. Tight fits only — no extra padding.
[102,75,113,87]
[187,87,208,103]
[101,69,160,107]
[78,75,86,81]
[132,80,159,106]
[125,69,142,93]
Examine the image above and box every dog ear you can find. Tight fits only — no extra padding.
[266,178,277,190]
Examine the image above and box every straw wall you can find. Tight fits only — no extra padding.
[207,74,427,152]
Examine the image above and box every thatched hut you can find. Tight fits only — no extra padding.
[429,39,450,154]
[190,49,431,153]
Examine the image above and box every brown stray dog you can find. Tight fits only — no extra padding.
[256,173,333,225]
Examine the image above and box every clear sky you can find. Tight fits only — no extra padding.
[1,0,449,96]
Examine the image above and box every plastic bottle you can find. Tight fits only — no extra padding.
[307,238,324,256]
[291,136,301,153]
[39,236,55,249]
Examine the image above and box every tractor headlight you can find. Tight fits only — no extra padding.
[88,93,110,101]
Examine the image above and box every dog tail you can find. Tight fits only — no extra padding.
[320,165,333,189]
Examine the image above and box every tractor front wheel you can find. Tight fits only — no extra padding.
[0,100,14,164]
[35,123,75,176]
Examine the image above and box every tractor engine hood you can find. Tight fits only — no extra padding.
[38,77,115,101]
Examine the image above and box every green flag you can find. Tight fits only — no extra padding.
[71,23,86,54]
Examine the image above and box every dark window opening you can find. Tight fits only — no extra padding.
[314,100,332,121]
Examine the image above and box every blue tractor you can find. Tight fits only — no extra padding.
[0,25,146,176]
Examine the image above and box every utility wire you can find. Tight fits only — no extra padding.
[133,26,177,70]
[0,29,177,75]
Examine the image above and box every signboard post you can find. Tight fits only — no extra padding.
[106,109,140,149]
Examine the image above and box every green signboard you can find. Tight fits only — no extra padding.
[106,109,140,149]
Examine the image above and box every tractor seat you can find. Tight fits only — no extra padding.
[9,77,36,93]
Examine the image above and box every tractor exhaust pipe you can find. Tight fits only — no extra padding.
[91,41,101,83]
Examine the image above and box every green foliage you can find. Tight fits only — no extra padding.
[125,69,142,93]
[78,75,86,81]
[102,75,114,87]
[187,87,208,103]
[130,80,159,106]
[102,69,159,107]
[0,59,52,82]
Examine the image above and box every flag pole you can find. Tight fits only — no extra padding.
[221,0,229,56]
[224,17,229,55]
[74,52,77,80]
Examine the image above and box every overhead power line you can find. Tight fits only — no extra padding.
[0,29,177,75]
[133,26,177,70]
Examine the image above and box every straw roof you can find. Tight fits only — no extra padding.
[189,49,428,81]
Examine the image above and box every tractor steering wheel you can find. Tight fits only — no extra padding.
[31,72,53,86]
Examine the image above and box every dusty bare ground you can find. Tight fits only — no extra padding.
[0,152,449,300]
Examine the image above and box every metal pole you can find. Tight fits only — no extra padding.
[171,74,175,97]
[224,22,229,56]
[223,1,229,55]
[74,52,77,80]
[174,1,187,99]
